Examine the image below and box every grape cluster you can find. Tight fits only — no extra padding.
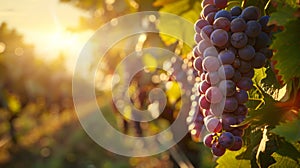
[189,0,273,156]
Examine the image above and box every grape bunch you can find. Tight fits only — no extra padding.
[189,0,273,157]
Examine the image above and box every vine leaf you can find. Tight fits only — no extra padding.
[216,147,251,168]
[269,4,296,26]
[156,0,200,55]
[271,117,300,143]
[270,19,300,84]
[274,137,300,162]
[261,67,282,90]
[270,152,300,168]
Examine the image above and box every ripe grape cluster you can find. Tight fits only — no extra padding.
[189,0,273,157]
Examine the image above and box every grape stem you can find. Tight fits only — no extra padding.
[256,125,269,168]
[253,84,266,110]
[264,0,272,15]
[241,0,247,8]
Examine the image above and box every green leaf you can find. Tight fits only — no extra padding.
[253,67,267,86]
[271,19,300,83]
[271,118,300,143]
[275,137,300,162]
[158,0,190,15]
[261,67,282,90]
[269,5,297,26]
[256,151,277,168]
[157,0,200,51]
[245,87,289,128]
[237,128,262,160]
[216,147,251,168]
[270,152,300,168]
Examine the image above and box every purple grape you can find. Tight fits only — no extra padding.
[222,114,237,131]
[242,69,254,78]
[211,29,229,47]
[238,45,255,61]
[236,77,253,91]
[210,103,224,116]
[194,19,210,33]
[231,16,238,20]
[258,15,270,28]
[238,60,252,73]
[203,109,213,117]
[241,6,260,21]
[194,33,202,43]
[206,71,220,85]
[204,133,214,148]
[199,80,211,94]
[193,47,201,58]
[201,25,214,39]
[234,90,248,104]
[259,47,273,59]
[218,64,235,80]
[232,58,240,68]
[218,50,235,65]
[218,79,236,97]
[245,21,262,38]
[203,4,218,17]
[214,10,232,20]
[213,17,231,31]
[230,17,247,33]
[200,72,206,81]
[228,136,243,151]
[230,128,244,137]
[236,115,246,124]
[231,32,248,48]
[254,32,271,50]
[206,12,216,25]
[202,56,221,72]
[247,37,256,46]
[227,45,237,55]
[211,142,226,156]
[251,52,266,68]
[224,96,238,112]
[234,104,248,115]
[199,95,211,110]
[219,132,235,148]
[201,0,214,8]
[205,116,222,132]
[232,71,242,83]
[198,40,213,54]
[230,6,242,16]
[203,46,218,58]
[214,0,228,9]
[193,56,203,72]
[205,86,223,104]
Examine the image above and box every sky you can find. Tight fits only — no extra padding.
[0,0,94,72]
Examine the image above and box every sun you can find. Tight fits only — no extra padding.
[48,28,79,52]
[41,27,91,72]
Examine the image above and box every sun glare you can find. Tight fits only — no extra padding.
[38,27,91,72]
[48,29,79,51]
